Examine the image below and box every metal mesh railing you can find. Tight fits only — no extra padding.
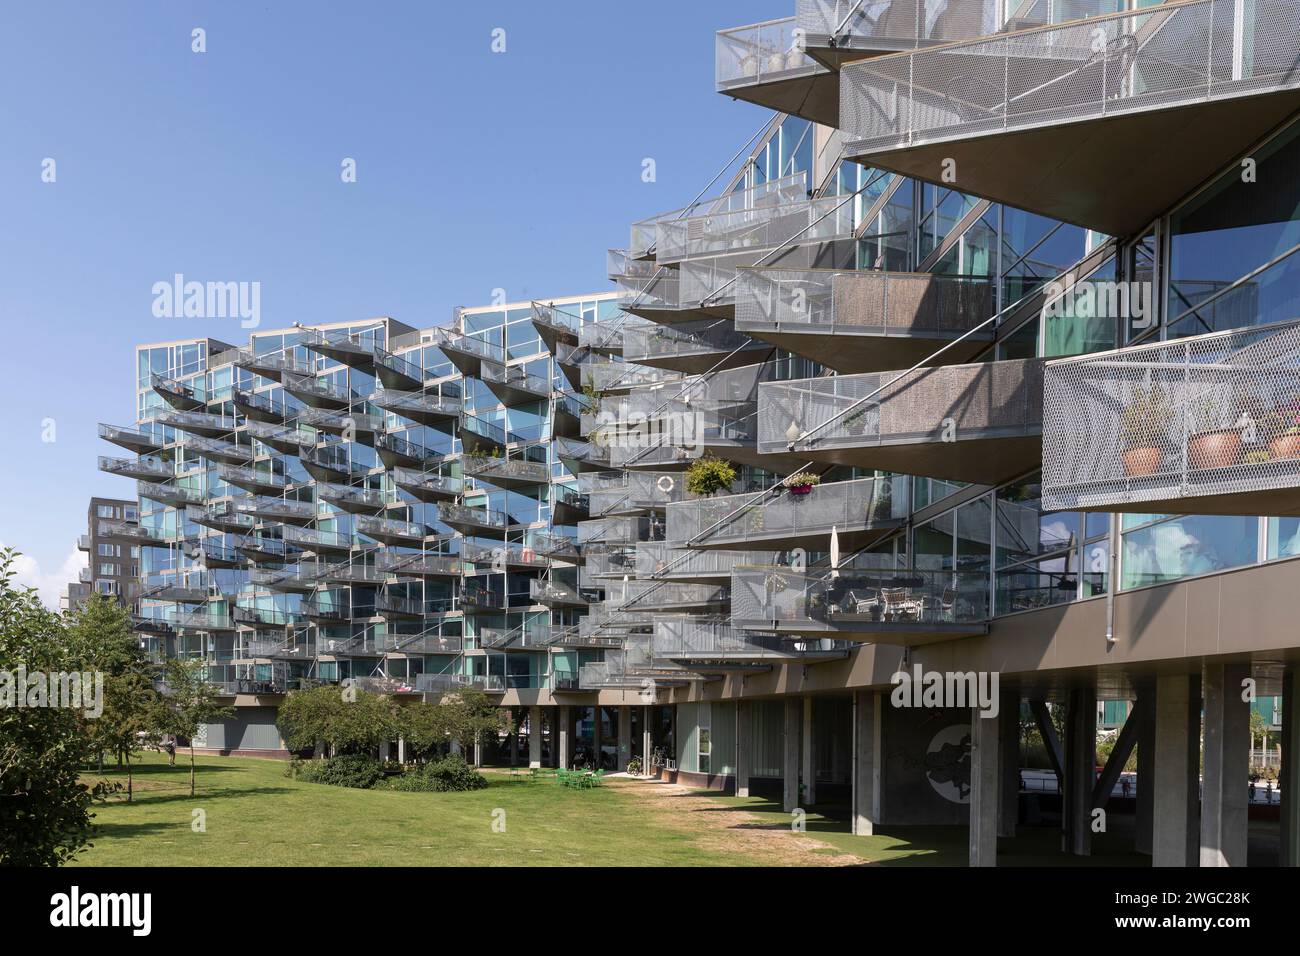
[655,193,854,265]
[735,267,995,337]
[840,0,1300,154]
[622,319,764,364]
[656,173,810,262]
[652,617,851,660]
[716,16,829,90]
[666,475,908,547]
[635,542,779,579]
[760,358,1044,453]
[731,566,991,629]
[1042,318,1300,511]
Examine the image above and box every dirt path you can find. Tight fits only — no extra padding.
[605,776,867,866]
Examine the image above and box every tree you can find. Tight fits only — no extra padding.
[158,659,234,796]
[0,548,108,865]
[64,594,163,798]
[399,699,453,760]
[445,689,514,759]
[276,683,401,757]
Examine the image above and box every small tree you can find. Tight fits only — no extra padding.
[444,689,513,761]
[0,549,108,865]
[158,659,234,796]
[400,699,453,761]
[277,684,402,757]
[685,455,736,498]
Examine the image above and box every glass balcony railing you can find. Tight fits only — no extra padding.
[438,503,516,535]
[1042,318,1300,514]
[666,475,907,549]
[234,348,313,380]
[316,481,389,512]
[244,420,309,453]
[374,388,463,423]
[99,422,165,453]
[282,372,360,408]
[652,618,851,661]
[464,453,550,487]
[281,526,353,553]
[156,409,236,435]
[239,497,316,523]
[232,387,288,421]
[731,565,991,635]
[355,514,429,543]
[839,0,1293,156]
[375,550,463,578]
[462,541,549,569]
[217,464,290,493]
[301,445,371,481]
[390,467,463,501]
[715,16,828,92]
[99,454,173,482]
[185,435,255,464]
[137,482,205,508]
[376,432,441,468]
[426,327,505,365]
[295,407,383,435]
[481,359,552,400]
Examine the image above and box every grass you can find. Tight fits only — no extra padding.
[67,753,765,867]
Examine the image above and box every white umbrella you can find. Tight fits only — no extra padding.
[829,525,840,580]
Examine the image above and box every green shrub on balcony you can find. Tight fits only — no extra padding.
[685,455,736,498]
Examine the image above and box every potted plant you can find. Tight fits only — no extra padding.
[843,407,868,437]
[1188,394,1242,470]
[1119,385,1172,477]
[782,471,820,495]
[1262,400,1300,460]
[685,454,736,498]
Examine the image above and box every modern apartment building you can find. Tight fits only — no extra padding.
[583,0,1300,868]
[62,496,141,611]
[97,0,1300,867]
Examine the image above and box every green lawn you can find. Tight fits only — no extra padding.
[68,753,765,867]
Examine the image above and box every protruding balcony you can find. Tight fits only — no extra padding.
[317,633,383,657]
[652,618,850,666]
[138,481,205,509]
[463,452,550,490]
[282,371,360,410]
[317,481,389,514]
[376,549,463,579]
[578,515,661,549]
[390,467,463,503]
[552,485,589,525]
[532,532,581,563]
[380,631,464,655]
[250,567,318,593]
[232,388,288,424]
[295,407,383,442]
[232,606,299,629]
[173,608,237,632]
[462,541,549,570]
[97,518,168,546]
[234,347,311,383]
[459,582,505,613]
[438,503,518,539]
[99,422,165,454]
[155,409,236,437]
[197,539,242,568]
[582,470,687,516]
[481,359,553,405]
[621,318,769,374]
[236,535,301,564]
[735,267,994,372]
[281,525,353,555]
[245,420,309,455]
[458,414,511,456]
[582,548,637,581]
[716,16,836,125]
[301,596,351,623]
[425,327,504,378]
[311,562,391,586]
[530,301,582,352]
[636,541,778,582]
[374,387,462,427]
[151,373,205,410]
[356,514,430,546]
[555,437,610,473]
[667,474,907,551]
[141,579,213,603]
[190,502,256,534]
[184,434,255,465]
[528,579,590,608]
[301,445,371,483]
[763,358,1044,484]
[731,565,990,645]
[1042,318,1300,516]
[614,580,731,614]
[77,535,90,552]
[99,454,173,483]
[238,496,316,525]
[583,360,684,395]
[375,594,427,620]
[375,432,441,470]
[552,392,589,438]
[217,464,291,497]
[839,0,1300,236]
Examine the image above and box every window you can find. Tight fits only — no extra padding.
[1120,514,1259,589]
[697,704,711,775]
[97,504,119,519]
[98,563,117,577]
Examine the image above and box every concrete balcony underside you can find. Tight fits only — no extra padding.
[720,64,840,128]
[761,358,1044,484]
[732,616,989,646]
[840,0,1300,236]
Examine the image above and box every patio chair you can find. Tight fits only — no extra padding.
[839,589,878,616]
[880,587,921,621]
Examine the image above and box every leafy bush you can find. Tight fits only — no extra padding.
[295,754,385,789]
[685,455,736,497]
[382,755,488,793]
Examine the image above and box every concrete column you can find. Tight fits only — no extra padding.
[852,690,882,836]
[1154,673,1201,867]
[801,696,816,806]
[397,736,406,765]
[529,705,542,768]
[969,706,999,867]
[473,739,483,768]
[1135,686,1156,855]
[1201,661,1250,867]
[1063,686,1096,856]
[558,705,571,769]
[508,708,518,768]
[642,705,652,776]
[998,686,1019,839]
[617,705,631,772]
[783,698,800,813]
[736,701,751,798]
[1281,669,1300,867]
[593,705,604,770]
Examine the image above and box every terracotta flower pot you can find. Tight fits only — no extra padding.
[1123,446,1162,477]
[1188,429,1243,470]
[1270,434,1300,461]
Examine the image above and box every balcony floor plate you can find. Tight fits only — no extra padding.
[736,619,989,646]
[718,71,839,128]
[790,431,1041,486]
[846,92,1300,237]
[739,325,991,374]
[688,520,901,553]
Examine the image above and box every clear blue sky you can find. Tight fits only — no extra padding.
[0,0,789,603]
